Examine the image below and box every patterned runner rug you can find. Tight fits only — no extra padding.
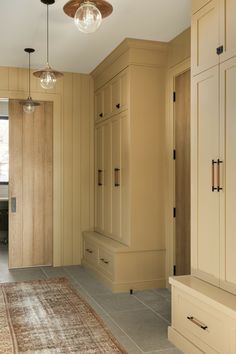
[0,278,127,353]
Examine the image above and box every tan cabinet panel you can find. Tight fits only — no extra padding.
[103,122,112,235]
[220,0,236,63]
[95,89,104,121]
[103,84,112,118]
[111,77,121,115]
[111,118,121,240]
[191,66,220,286]
[95,125,104,231]
[220,57,236,295]
[192,0,220,75]
[120,113,130,245]
[192,0,212,14]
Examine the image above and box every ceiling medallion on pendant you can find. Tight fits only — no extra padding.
[63,0,113,34]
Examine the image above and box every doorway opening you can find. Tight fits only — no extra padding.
[173,69,191,276]
[0,99,9,268]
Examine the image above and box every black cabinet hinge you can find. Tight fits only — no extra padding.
[173,149,176,160]
[173,91,176,102]
[173,265,176,276]
[173,207,176,218]
[216,45,224,55]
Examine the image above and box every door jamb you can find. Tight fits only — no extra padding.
[165,58,191,287]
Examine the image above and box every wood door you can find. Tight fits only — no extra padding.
[111,118,121,240]
[103,84,112,119]
[9,100,53,268]
[220,57,236,295]
[191,0,220,76]
[220,0,236,63]
[95,125,104,232]
[191,66,220,286]
[174,70,191,276]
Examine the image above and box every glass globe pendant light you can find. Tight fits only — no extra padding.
[33,0,63,89]
[63,0,113,34]
[75,1,102,34]
[19,48,40,114]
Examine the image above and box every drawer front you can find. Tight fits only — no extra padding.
[98,247,114,277]
[84,240,98,265]
[174,289,228,353]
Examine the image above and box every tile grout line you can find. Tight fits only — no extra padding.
[62,267,145,354]
[132,294,171,325]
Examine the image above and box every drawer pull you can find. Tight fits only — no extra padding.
[187,316,208,331]
[86,248,93,254]
[114,168,120,187]
[100,258,109,265]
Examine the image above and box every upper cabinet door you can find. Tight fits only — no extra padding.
[192,0,220,76]
[111,69,128,115]
[219,0,236,63]
[111,77,121,115]
[95,90,104,121]
[219,57,236,295]
[191,66,220,286]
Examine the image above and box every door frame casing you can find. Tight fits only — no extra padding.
[1,90,62,267]
[165,58,191,287]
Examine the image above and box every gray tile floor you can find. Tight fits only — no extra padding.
[0,245,182,354]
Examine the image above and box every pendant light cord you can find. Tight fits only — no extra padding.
[28,52,31,98]
[47,4,49,65]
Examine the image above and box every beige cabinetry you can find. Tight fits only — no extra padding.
[191,0,236,294]
[95,112,129,245]
[83,38,168,292]
[192,0,236,76]
[191,66,220,286]
[169,1,236,352]
[169,276,236,354]
[95,69,128,122]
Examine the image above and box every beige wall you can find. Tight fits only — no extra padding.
[0,66,94,266]
[168,28,191,68]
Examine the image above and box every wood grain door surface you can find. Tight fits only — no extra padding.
[9,100,53,268]
[175,69,191,276]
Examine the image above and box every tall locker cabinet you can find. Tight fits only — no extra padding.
[83,38,168,293]
[168,1,236,353]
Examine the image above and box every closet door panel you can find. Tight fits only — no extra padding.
[103,122,112,235]
[111,78,121,115]
[191,0,220,76]
[220,0,236,63]
[191,66,220,286]
[111,118,121,240]
[95,126,104,232]
[121,113,130,244]
[104,84,112,118]
[220,57,236,294]
[95,90,104,121]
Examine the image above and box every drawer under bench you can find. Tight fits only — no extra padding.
[168,275,236,354]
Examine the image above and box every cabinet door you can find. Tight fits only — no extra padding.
[219,0,236,63]
[103,122,112,235]
[103,84,112,118]
[111,70,128,115]
[120,113,130,244]
[95,126,104,231]
[111,77,121,115]
[95,90,104,121]
[220,57,236,295]
[192,0,220,76]
[191,66,220,286]
[111,118,121,240]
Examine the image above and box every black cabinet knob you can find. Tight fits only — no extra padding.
[116,103,120,109]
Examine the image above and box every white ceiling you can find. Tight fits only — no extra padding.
[0,0,191,74]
